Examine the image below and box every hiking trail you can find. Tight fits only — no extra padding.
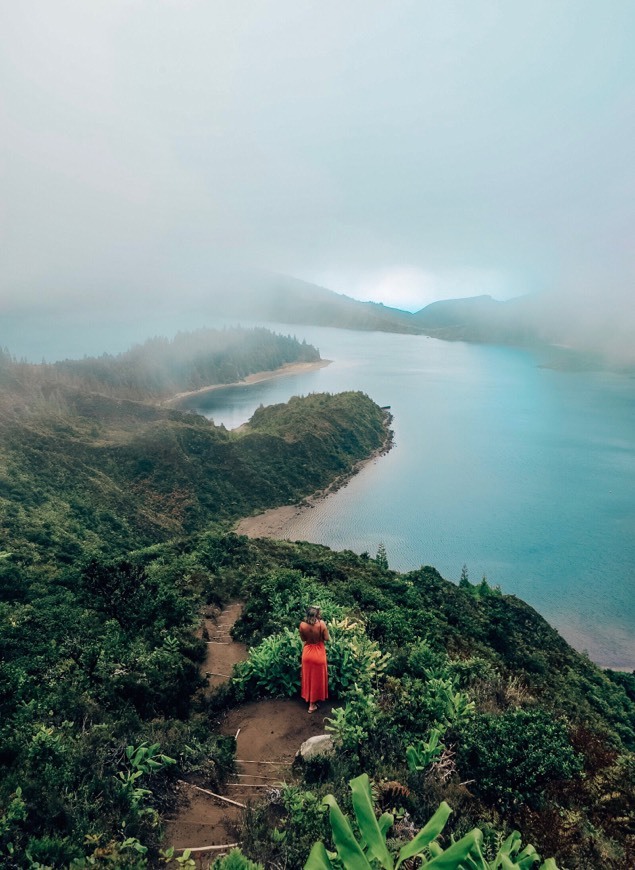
[162,601,334,865]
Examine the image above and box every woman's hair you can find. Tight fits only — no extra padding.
[305,605,321,625]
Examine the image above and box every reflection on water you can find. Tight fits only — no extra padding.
[187,324,635,670]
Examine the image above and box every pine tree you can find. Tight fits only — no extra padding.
[375,542,388,570]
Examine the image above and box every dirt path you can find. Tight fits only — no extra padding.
[162,603,334,865]
[201,602,247,693]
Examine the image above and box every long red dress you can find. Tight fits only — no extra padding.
[299,619,329,704]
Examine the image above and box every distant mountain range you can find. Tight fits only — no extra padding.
[212,273,420,334]
[207,273,531,341]
[209,275,633,371]
[4,271,630,370]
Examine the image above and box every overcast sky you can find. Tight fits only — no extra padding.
[2,0,634,314]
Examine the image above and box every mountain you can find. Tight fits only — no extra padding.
[203,272,422,334]
[411,293,540,345]
[410,292,635,371]
[0,332,387,563]
[205,277,635,371]
[5,270,630,371]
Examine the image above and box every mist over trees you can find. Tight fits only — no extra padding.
[53,326,320,400]
[0,327,320,416]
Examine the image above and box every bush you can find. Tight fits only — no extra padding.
[456,709,583,810]
[212,847,264,869]
[233,629,303,698]
[233,619,389,702]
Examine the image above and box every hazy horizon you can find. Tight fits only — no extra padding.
[2,2,634,348]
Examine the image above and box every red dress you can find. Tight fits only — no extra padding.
[299,620,329,704]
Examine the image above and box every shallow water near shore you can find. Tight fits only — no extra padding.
[188,324,635,670]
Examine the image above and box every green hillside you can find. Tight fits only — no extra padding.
[0,331,632,868]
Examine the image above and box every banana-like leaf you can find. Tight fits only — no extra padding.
[304,841,335,869]
[492,833,543,870]
[460,854,484,870]
[406,746,419,772]
[497,832,521,858]
[350,774,394,869]
[516,845,539,869]
[422,830,485,869]
[539,861,558,870]
[378,812,394,839]
[395,801,452,866]
[323,794,373,870]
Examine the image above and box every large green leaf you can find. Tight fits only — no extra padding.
[516,845,539,869]
[395,801,452,867]
[350,774,394,869]
[492,832,542,870]
[304,841,335,869]
[323,794,373,870]
[378,812,393,839]
[423,830,485,869]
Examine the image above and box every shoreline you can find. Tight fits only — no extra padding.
[163,359,332,406]
[235,415,393,539]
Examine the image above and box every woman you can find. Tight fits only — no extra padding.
[299,605,329,713]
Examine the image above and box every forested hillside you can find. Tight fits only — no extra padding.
[0,331,633,868]
[1,326,320,406]
[0,384,386,572]
[0,364,389,867]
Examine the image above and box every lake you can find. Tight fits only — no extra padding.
[4,314,634,668]
[184,324,635,670]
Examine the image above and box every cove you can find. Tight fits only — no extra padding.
[184,323,635,671]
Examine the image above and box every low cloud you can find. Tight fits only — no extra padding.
[1,1,633,348]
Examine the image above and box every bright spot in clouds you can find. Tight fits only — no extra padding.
[302,268,519,312]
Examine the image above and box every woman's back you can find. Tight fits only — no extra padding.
[299,620,327,644]
[299,612,329,711]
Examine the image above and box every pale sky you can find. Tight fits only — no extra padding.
[1,1,634,313]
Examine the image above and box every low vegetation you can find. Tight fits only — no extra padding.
[0,332,633,868]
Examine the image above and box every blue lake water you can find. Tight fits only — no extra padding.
[4,315,634,668]
[185,324,635,670]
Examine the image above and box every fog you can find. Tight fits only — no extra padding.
[1,1,634,353]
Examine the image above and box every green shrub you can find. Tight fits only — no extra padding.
[235,568,346,644]
[234,618,389,701]
[233,629,303,698]
[456,709,583,810]
[379,675,474,743]
[212,848,264,869]
[406,727,445,772]
[406,640,448,680]
[305,773,559,869]
[326,688,380,753]
[326,618,390,697]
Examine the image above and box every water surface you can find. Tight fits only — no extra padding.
[4,314,634,667]
[188,325,635,669]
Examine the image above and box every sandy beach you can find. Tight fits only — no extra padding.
[235,422,393,540]
[163,359,332,407]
